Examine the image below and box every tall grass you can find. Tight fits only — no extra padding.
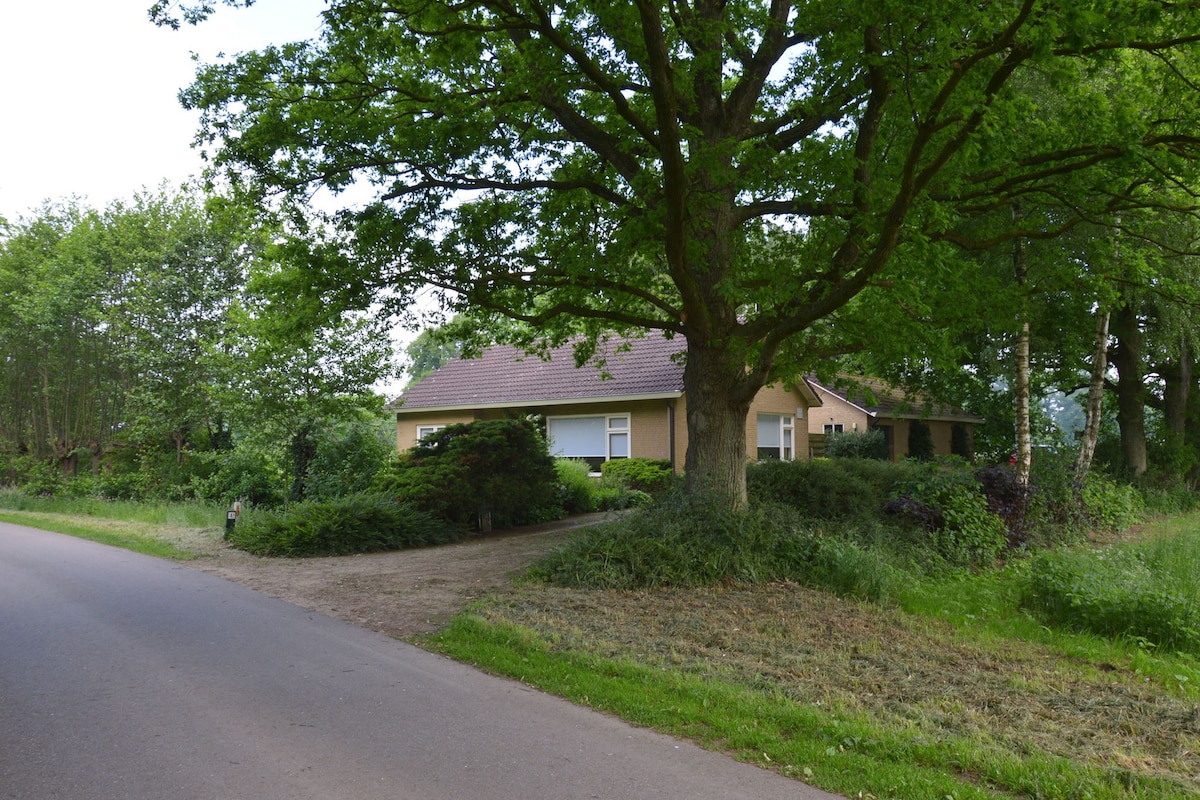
[1023,523,1200,653]
[0,489,226,527]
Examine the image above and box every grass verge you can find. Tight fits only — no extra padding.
[424,512,1200,800]
[0,510,220,561]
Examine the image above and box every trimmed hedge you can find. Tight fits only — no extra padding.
[599,458,677,495]
[227,492,465,557]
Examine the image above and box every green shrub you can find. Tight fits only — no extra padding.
[747,457,913,521]
[1024,545,1200,653]
[591,477,653,511]
[599,458,676,495]
[303,418,394,501]
[374,418,561,530]
[191,447,287,508]
[528,490,810,588]
[528,489,898,601]
[555,458,595,514]
[226,492,466,557]
[823,428,890,460]
[1079,473,1144,534]
[887,463,1006,568]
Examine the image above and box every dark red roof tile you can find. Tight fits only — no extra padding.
[397,333,686,410]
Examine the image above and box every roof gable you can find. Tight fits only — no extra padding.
[810,376,983,423]
[397,333,687,411]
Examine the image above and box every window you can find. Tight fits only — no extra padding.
[756,414,794,460]
[547,415,630,472]
[823,423,845,434]
[416,424,445,442]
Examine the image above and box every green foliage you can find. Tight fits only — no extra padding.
[888,463,1007,568]
[1018,451,1146,549]
[906,420,935,462]
[806,537,904,603]
[747,457,913,521]
[1080,473,1144,534]
[191,446,287,507]
[302,417,393,501]
[528,491,817,589]
[599,458,676,495]
[591,477,653,512]
[528,489,900,601]
[374,418,560,529]
[1024,542,1200,654]
[554,458,594,514]
[226,492,464,557]
[823,429,890,460]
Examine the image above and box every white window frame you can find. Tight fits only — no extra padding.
[756,413,795,461]
[547,414,631,473]
[824,423,845,434]
[415,424,445,443]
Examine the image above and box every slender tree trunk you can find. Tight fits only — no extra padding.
[1110,303,1148,476]
[1012,217,1032,487]
[1074,308,1110,476]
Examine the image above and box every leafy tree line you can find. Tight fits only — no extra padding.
[0,187,396,502]
[156,0,1200,511]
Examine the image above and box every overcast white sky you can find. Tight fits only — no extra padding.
[0,0,326,220]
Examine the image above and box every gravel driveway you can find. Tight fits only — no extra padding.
[187,513,606,638]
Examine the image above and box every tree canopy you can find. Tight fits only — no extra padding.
[157,0,1200,506]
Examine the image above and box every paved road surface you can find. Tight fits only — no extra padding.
[0,523,842,799]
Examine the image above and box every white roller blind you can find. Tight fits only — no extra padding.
[757,414,781,448]
[548,417,606,456]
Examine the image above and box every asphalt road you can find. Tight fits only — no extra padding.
[0,522,842,800]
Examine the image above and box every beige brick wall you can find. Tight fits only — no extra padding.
[539,400,676,465]
[748,383,813,462]
[395,385,824,473]
[808,386,871,435]
[394,411,478,450]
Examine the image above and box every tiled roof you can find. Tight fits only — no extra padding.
[810,376,983,423]
[396,333,687,411]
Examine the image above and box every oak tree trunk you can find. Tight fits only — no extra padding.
[1110,304,1148,476]
[681,338,755,510]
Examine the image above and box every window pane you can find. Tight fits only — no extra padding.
[547,417,606,456]
[609,432,629,458]
[608,416,629,430]
[757,414,781,448]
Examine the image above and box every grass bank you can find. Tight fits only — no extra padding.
[0,491,225,559]
[425,511,1200,800]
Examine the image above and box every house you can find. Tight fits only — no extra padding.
[807,376,982,461]
[392,333,822,473]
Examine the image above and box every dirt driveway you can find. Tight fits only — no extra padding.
[187,513,605,639]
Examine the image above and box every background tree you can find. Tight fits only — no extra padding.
[160,0,1200,508]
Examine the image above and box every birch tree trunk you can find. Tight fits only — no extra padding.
[1073,308,1111,476]
[1012,214,1032,487]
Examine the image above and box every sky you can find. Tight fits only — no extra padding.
[0,0,326,220]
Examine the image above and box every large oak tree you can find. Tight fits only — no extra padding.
[157,0,1200,507]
